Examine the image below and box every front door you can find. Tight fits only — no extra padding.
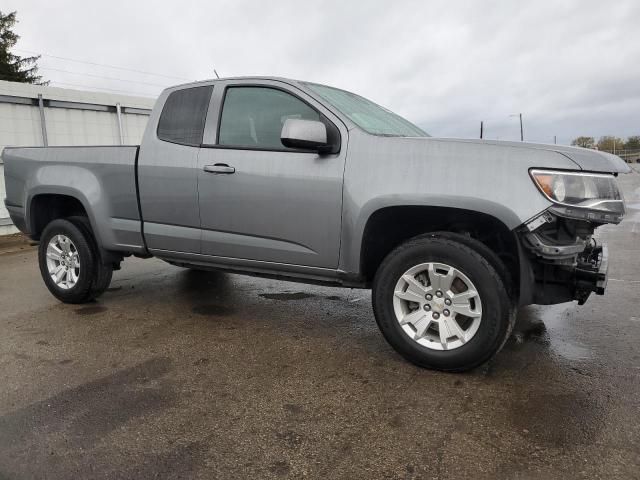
[197,82,346,268]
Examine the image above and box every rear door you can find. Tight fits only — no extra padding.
[196,80,348,268]
[138,84,213,253]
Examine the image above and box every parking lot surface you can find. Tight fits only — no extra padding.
[0,170,639,480]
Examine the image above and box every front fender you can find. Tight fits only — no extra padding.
[340,195,537,275]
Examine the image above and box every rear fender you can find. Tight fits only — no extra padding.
[26,165,106,249]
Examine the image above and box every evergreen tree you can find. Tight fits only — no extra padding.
[0,11,46,84]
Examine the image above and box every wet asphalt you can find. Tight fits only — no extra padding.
[0,170,639,480]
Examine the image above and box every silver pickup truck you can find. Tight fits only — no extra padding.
[3,77,630,371]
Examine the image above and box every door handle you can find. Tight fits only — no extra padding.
[204,163,235,174]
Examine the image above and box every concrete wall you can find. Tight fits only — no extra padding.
[0,80,156,235]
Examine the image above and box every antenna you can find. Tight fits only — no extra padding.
[214,69,220,79]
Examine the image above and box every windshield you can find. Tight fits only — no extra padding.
[304,82,429,137]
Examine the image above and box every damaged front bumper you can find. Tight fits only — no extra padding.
[576,245,609,305]
[574,243,608,304]
[518,211,611,305]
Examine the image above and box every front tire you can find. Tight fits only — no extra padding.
[38,219,102,304]
[372,234,514,372]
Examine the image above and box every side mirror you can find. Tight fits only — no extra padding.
[280,119,329,152]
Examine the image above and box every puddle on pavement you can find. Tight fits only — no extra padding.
[547,337,593,361]
[0,357,177,458]
[514,304,594,362]
[509,391,604,446]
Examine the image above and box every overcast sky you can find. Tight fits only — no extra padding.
[5,0,640,144]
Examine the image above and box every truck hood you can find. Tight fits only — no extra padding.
[428,138,632,174]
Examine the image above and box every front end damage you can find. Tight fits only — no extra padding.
[519,210,612,305]
[516,168,627,306]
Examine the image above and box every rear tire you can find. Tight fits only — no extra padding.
[67,216,113,298]
[91,264,114,298]
[372,233,514,372]
[38,219,98,304]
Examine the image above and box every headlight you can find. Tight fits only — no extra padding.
[530,169,625,223]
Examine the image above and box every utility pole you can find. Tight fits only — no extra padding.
[554,135,557,145]
[480,121,484,139]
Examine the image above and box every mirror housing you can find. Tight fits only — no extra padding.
[281,119,329,152]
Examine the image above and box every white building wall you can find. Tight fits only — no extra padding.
[46,108,121,146]
[121,112,151,145]
[0,80,156,235]
[0,164,17,235]
[0,103,44,146]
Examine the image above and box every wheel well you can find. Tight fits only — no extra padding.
[360,206,519,290]
[30,194,88,240]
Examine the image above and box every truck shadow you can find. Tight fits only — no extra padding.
[178,269,238,317]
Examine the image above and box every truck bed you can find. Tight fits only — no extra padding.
[3,145,145,254]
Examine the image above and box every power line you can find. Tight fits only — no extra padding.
[0,71,158,97]
[15,48,192,81]
[39,66,169,88]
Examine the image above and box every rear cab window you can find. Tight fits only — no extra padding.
[157,85,213,146]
